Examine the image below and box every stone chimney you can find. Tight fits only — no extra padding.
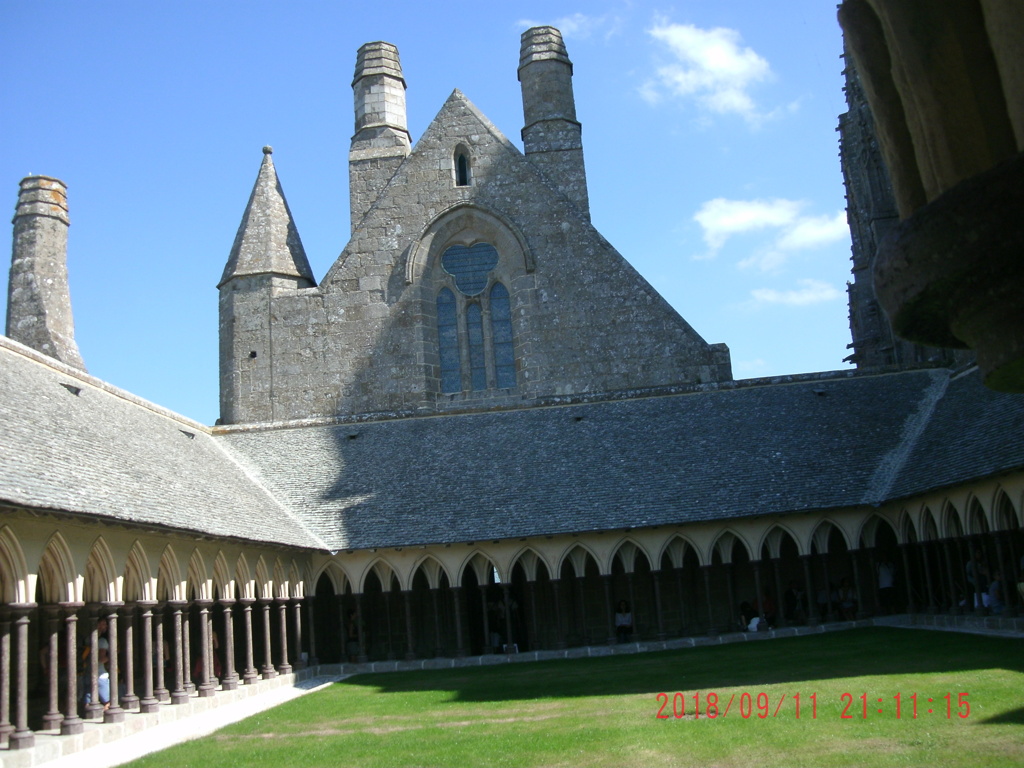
[519,27,590,219]
[349,41,411,233]
[7,176,86,370]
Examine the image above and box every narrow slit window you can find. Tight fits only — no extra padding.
[456,153,470,186]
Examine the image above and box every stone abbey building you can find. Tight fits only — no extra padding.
[2,26,1023,753]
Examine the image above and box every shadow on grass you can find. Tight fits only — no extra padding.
[979,706,1024,725]
[337,627,1024,707]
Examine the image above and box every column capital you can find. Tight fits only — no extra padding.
[58,601,85,611]
[219,598,237,607]
[135,600,158,608]
[194,598,214,608]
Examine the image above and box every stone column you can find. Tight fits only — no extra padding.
[801,555,816,624]
[942,540,961,614]
[196,600,216,697]
[402,591,416,660]
[501,583,515,652]
[0,609,12,744]
[41,605,63,730]
[169,601,189,705]
[290,599,305,669]
[102,602,125,723]
[153,603,170,702]
[260,599,276,678]
[551,579,566,649]
[383,590,395,660]
[239,598,259,684]
[478,583,492,654]
[120,603,138,710]
[920,541,938,613]
[899,543,918,613]
[451,587,466,658]
[702,565,715,634]
[602,575,616,645]
[819,553,834,622]
[7,606,35,749]
[430,588,442,657]
[220,600,239,690]
[354,593,368,663]
[527,581,540,650]
[724,562,737,629]
[304,597,318,666]
[84,605,104,719]
[772,559,787,627]
[137,601,159,713]
[850,551,866,619]
[674,567,687,634]
[575,575,589,645]
[59,603,84,734]
[651,570,666,640]
[181,607,194,694]
[275,598,292,674]
[752,562,765,624]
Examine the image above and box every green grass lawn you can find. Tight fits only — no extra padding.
[126,627,1024,768]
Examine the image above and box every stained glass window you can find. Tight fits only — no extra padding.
[441,243,499,296]
[437,288,461,393]
[490,282,516,388]
[467,302,486,391]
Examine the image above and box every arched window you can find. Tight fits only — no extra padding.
[435,242,517,393]
[456,153,471,186]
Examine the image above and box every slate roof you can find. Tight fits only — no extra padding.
[0,337,324,549]
[5,332,1023,554]
[216,367,1024,551]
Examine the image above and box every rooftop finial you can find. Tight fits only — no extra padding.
[263,145,273,155]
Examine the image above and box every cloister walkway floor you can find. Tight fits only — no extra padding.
[3,613,1023,768]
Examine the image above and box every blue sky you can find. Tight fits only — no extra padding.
[1,1,854,425]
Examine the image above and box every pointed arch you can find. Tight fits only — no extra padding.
[406,203,535,285]
[272,558,288,599]
[509,547,552,582]
[212,551,233,601]
[858,515,898,550]
[557,543,600,579]
[610,538,653,574]
[288,560,303,598]
[253,556,271,600]
[942,501,966,538]
[156,545,184,602]
[899,509,918,543]
[920,507,939,541]
[411,555,450,590]
[966,497,990,535]
[314,561,350,595]
[994,489,1021,530]
[123,540,153,602]
[0,526,30,604]
[186,549,210,601]
[458,551,499,587]
[658,534,702,569]
[759,524,803,559]
[711,530,752,563]
[359,557,398,593]
[234,553,254,600]
[810,519,851,554]
[83,536,118,603]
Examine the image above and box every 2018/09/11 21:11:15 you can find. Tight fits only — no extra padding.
[654,692,971,719]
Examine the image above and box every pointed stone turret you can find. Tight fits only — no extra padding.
[219,146,314,289]
[7,175,86,370]
[219,147,315,426]
[349,41,411,233]
[518,27,590,218]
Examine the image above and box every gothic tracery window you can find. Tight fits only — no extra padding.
[436,242,516,393]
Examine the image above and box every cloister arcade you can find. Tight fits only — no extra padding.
[1,476,1021,748]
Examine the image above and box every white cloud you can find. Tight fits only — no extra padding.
[750,279,842,306]
[693,198,849,270]
[642,22,772,125]
[693,198,801,251]
[776,211,849,251]
[517,13,623,41]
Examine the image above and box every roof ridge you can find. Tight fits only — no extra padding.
[212,437,333,552]
[861,368,950,505]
